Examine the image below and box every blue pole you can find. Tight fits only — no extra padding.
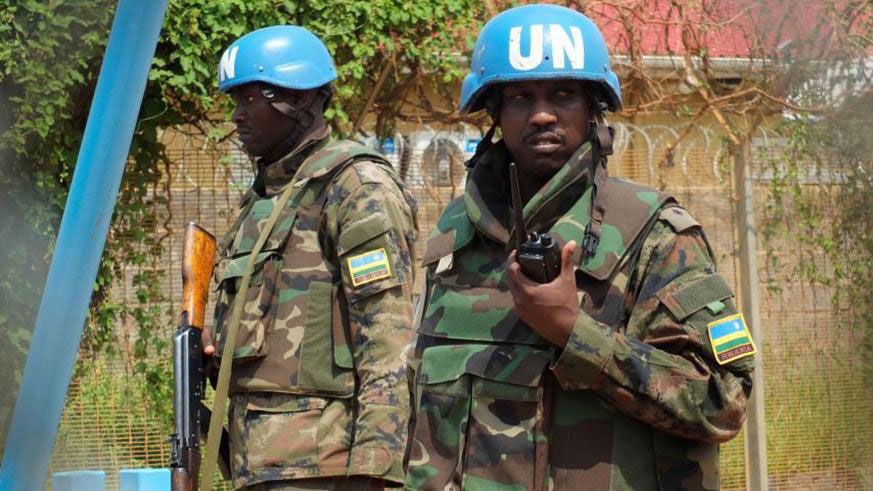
[0,1,168,489]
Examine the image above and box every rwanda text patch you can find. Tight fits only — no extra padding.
[348,248,393,287]
[707,313,756,365]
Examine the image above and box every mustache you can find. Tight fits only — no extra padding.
[523,129,564,144]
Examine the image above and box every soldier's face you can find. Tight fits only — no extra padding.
[499,80,591,180]
[231,83,297,157]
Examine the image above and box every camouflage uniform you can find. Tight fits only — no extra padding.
[213,130,417,489]
[406,141,755,490]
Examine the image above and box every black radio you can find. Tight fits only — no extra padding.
[510,162,561,283]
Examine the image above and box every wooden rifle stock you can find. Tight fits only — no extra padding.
[171,223,217,491]
[181,223,217,330]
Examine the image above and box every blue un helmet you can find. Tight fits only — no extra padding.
[218,25,336,93]
[460,4,621,114]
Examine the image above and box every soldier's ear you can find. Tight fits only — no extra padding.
[265,87,317,110]
[484,88,501,123]
[288,88,318,111]
[266,87,320,117]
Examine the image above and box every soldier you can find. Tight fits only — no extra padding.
[206,26,417,490]
[406,5,755,490]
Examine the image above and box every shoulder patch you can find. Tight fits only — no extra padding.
[707,313,757,365]
[347,248,393,287]
[659,206,701,233]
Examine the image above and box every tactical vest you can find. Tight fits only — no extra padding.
[414,178,720,490]
[420,176,676,341]
[213,140,392,396]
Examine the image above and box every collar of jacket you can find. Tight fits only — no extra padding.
[258,125,332,197]
[463,140,594,247]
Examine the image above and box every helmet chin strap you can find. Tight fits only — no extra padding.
[464,90,502,169]
[464,122,498,169]
[260,85,307,120]
[258,85,319,164]
[582,101,614,259]
[590,103,614,170]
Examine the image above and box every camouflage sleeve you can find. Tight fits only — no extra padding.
[328,161,416,484]
[551,221,754,443]
[403,280,427,469]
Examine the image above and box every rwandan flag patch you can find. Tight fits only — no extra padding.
[348,248,393,287]
[707,313,756,365]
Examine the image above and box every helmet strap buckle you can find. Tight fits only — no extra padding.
[592,111,614,159]
[260,86,277,100]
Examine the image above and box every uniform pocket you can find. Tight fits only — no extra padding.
[229,393,328,484]
[656,273,733,323]
[656,273,754,372]
[214,251,280,361]
[297,280,355,395]
[408,344,551,490]
[463,352,547,490]
[214,202,298,363]
[406,375,471,490]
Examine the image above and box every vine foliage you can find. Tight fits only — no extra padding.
[0,0,486,450]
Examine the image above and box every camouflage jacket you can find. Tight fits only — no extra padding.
[213,133,417,488]
[406,141,754,490]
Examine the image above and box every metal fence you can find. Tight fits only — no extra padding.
[47,121,873,490]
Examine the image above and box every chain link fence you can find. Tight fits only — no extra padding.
[46,120,873,490]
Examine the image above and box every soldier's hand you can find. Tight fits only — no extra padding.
[201,326,219,388]
[507,240,579,348]
[202,326,216,356]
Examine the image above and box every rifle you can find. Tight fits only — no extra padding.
[510,162,561,283]
[170,223,229,490]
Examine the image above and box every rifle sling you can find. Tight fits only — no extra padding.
[201,176,304,490]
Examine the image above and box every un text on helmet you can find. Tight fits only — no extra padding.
[219,46,239,83]
[508,25,585,71]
